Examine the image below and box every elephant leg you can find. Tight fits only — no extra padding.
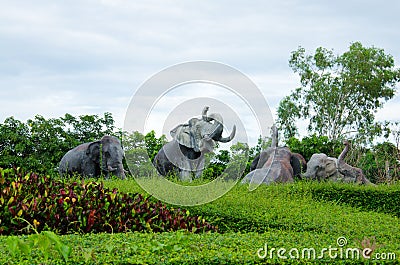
[191,156,205,179]
[180,169,193,182]
[179,159,193,182]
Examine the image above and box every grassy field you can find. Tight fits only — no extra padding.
[1,178,399,264]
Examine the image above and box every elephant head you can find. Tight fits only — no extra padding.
[87,136,126,179]
[304,153,341,181]
[170,106,236,153]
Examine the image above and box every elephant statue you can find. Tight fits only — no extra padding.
[304,153,342,181]
[59,135,126,179]
[153,106,236,181]
[305,140,373,184]
[242,125,307,185]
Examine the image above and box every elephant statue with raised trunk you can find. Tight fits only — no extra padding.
[305,140,373,184]
[242,125,307,185]
[59,135,126,179]
[153,106,236,181]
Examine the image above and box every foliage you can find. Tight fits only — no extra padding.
[202,149,231,180]
[144,130,168,162]
[188,182,400,237]
[0,168,216,236]
[2,179,400,264]
[285,134,342,161]
[309,181,400,217]
[61,112,115,143]
[355,142,400,183]
[6,226,71,263]
[103,178,400,238]
[389,121,400,150]
[277,42,400,143]
[123,131,157,177]
[2,231,390,264]
[123,130,168,177]
[0,113,117,175]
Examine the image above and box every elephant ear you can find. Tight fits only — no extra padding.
[170,119,205,152]
[290,154,303,180]
[170,124,194,148]
[86,141,101,163]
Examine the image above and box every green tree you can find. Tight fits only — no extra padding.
[0,117,34,169]
[277,42,400,143]
[144,130,167,162]
[122,131,156,177]
[285,135,342,161]
[61,112,115,143]
[0,113,117,175]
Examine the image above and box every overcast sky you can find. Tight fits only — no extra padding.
[1,0,399,146]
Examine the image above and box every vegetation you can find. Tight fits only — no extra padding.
[0,113,116,175]
[0,168,216,236]
[1,177,399,264]
[277,42,400,143]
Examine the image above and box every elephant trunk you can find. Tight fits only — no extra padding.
[218,125,236,143]
[206,113,236,143]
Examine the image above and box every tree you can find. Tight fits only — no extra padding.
[285,134,342,161]
[0,113,117,175]
[144,130,167,162]
[277,42,400,143]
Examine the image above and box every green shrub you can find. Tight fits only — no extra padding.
[186,182,400,240]
[309,182,400,217]
[1,231,392,264]
[0,168,216,235]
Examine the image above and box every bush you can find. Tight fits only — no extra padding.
[0,231,371,264]
[309,182,400,217]
[186,181,400,239]
[0,168,216,235]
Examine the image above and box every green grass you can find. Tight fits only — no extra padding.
[1,178,399,264]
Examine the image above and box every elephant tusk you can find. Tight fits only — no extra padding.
[108,165,117,172]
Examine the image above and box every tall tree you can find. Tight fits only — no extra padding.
[277,42,400,143]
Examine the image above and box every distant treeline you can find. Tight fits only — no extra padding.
[0,113,398,182]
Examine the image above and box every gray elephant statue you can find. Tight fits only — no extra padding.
[304,153,342,181]
[305,140,372,184]
[59,135,126,179]
[153,106,236,181]
[242,125,307,185]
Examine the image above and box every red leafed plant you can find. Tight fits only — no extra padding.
[0,168,217,235]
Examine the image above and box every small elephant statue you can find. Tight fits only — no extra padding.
[305,140,373,184]
[59,135,126,179]
[153,106,236,181]
[242,125,307,185]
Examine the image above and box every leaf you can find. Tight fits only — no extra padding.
[6,236,19,256]
[57,243,72,263]
[83,248,94,262]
